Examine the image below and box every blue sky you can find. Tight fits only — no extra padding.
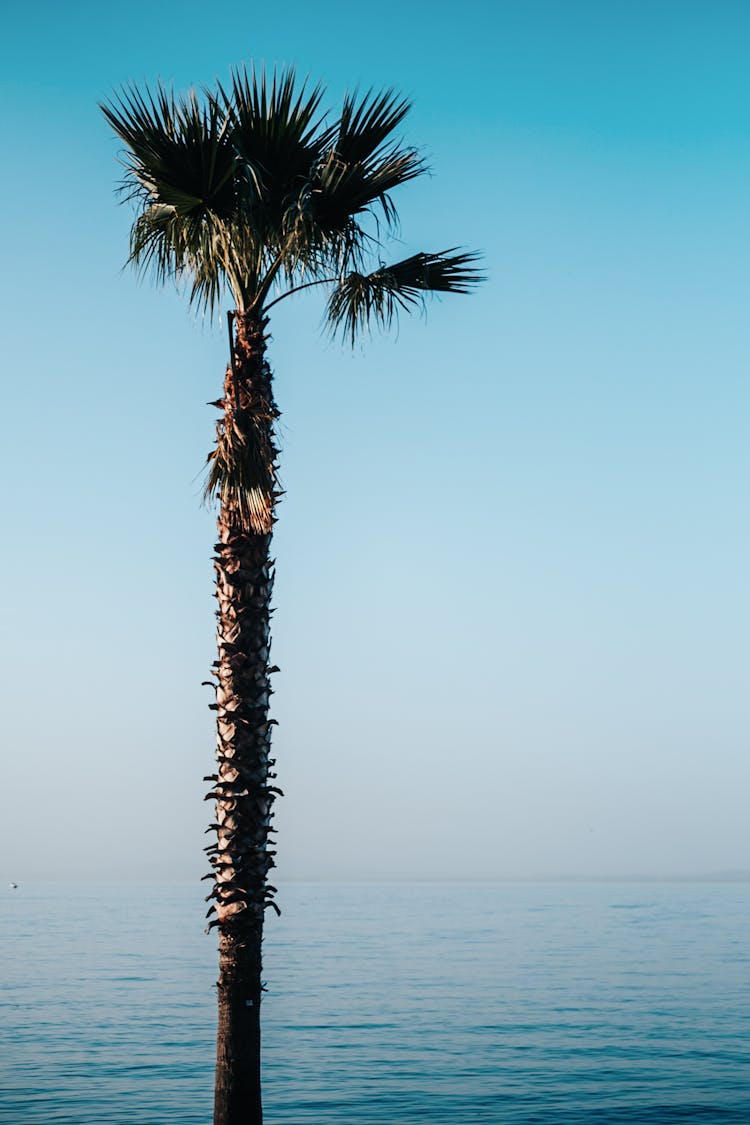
[1,1,749,881]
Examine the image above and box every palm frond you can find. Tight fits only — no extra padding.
[283,89,425,270]
[286,145,424,277]
[219,66,325,229]
[102,84,238,214]
[326,250,484,344]
[335,89,412,166]
[312,146,424,228]
[102,82,244,312]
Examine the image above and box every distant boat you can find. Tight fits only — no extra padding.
[9,883,17,889]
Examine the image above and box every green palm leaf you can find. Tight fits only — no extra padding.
[218,66,326,243]
[326,250,484,343]
[335,88,412,165]
[102,83,246,311]
[102,84,239,216]
[290,89,425,267]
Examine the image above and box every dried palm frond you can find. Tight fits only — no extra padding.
[204,399,279,534]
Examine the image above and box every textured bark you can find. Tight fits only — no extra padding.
[205,314,280,1125]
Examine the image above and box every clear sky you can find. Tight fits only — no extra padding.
[1,1,749,882]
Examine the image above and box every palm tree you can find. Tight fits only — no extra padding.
[102,66,482,1125]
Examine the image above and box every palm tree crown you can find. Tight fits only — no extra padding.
[102,66,482,328]
[103,67,482,537]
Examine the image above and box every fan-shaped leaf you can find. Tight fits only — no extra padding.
[327,250,484,343]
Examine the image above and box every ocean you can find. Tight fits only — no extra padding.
[1,881,748,1123]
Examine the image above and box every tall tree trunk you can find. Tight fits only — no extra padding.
[205,314,280,1125]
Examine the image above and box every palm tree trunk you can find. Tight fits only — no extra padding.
[206,314,280,1125]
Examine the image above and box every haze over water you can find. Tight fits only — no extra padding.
[2,881,749,1123]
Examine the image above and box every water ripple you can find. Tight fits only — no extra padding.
[1,881,749,1122]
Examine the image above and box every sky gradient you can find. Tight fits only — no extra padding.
[1,1,749,881]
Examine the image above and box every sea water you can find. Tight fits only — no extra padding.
[1,881,748,1123]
